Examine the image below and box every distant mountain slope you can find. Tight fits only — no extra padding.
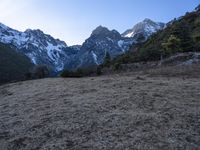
[65,21,164,70]
[65,26,134,69]
[0,23,78,72]
[0,43,33,84]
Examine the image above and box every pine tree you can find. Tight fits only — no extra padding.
[194,35,200,51]
[171,22,194,52]
[104,51,111,66]
[162,35,181,55]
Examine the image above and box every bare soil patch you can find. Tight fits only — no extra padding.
[0,72,200,149]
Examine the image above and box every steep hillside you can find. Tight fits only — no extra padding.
[0,43,33,84]
[110,5,200,65]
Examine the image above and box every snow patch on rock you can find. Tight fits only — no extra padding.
[92,51,99,65]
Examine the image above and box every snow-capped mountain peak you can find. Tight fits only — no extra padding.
[91,26,109,36]
[0,22,77,72]
[122,18,165,41]
[0,23,9,30]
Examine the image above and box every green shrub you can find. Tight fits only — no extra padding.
[113,63,121,71]
[60,69,83,78]
[96,66,102,75]
[60,67,102,78]
[162,35,181,55]
[32,65,49,79]
[103,51,111,67]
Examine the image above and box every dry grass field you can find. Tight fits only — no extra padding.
[0,67,200,149]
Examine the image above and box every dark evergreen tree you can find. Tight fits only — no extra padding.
[104,51,111,66]
[32,65,49,79]
[194,35,200,51]
[171,21,194,52]
[96,66,102,75]
[162,35,181,55]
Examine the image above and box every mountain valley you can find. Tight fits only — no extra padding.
[0,19,165,74]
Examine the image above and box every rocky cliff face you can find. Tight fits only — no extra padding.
[66,20,165,70]
[0,23,78,72]
[65,26,135,69]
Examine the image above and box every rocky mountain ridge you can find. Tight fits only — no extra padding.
[0,19,165,72]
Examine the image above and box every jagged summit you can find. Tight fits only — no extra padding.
[122,18,165,41]
[25,29,44,34]
[143,18,153,22]
[91,26,110,36]
[91,25,121,40]
[0,22,77,72]
[0,22,9,29]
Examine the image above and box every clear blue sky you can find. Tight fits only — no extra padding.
[0,0,199,45]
